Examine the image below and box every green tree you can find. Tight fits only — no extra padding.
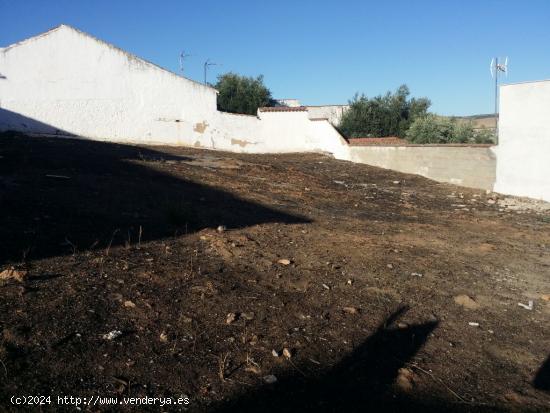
[215,72,274,115]
[338,85,430,138]
[406,115,496,144]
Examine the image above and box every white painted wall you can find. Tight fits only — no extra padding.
[0,25,349,156]
[494,80,550,201]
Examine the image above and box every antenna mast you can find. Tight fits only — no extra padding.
[490,56,508,144]
[203,59,221,85]
[179,51,192,75]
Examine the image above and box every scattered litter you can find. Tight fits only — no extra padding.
[393,181,400,185]
[342,307,359,314]
[102,330,123,340]
[411,272,423,277]
[468,322,480,327]
[518,300,534,310]
[271,349,280,357]
[263,374,278,384]
[397,322,409,329]
[216,225,226,233]
[322,283,330,290]
[346,279,353,285]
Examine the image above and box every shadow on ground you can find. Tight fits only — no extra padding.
[534,355,550,392]
[212,307,498,413]
[0,131,309,265]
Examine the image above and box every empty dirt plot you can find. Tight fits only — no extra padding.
[1,134,549,412]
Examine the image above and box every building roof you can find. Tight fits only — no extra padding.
[258,106,308,112]
[1,24,217,92]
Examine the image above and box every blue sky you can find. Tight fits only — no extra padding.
[1,0,549,115]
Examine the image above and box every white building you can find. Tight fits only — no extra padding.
[494,80,550,201]
[0,25,348,157]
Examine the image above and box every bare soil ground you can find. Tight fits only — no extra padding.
[1,134,549,412]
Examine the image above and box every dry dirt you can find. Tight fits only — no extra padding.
[1,134,549,412]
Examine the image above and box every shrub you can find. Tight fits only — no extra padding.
[215,72,274,115]
[338,85,430,138]
[406,115,496,144]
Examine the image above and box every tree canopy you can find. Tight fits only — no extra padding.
[215,72,274,115]
[338,85,431,138]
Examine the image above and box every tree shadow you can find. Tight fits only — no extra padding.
[534,355,550,391]
[0,112,310,265]
[211,307,489,413]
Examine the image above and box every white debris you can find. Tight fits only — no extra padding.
[102,330,123,340]
[468,322,480,327]
[518,300,534,310]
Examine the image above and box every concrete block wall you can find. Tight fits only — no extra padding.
[347,145,497,191]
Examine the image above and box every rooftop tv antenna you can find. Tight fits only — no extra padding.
[179,51,192,75]
[490,56,508,143]
[203,58,221,85]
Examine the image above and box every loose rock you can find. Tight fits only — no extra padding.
[263,374,278,384]
[226,313,238,324]
[0,267,27,283]
[283,348,292,359]
[395,367,414,392]
[102,330,123,341]
[342,307,359,314]
[277,259,291,266]
[123,300,136,308]
[454,294,480,310]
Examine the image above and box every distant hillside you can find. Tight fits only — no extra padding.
[451,114,497,130]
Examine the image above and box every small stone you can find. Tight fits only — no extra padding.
[123,300,136,308]
[346,279,353,285]
[541,294,550,301]
[102,330,123,341]
[283,348,292,359]
[263,374,278,384]
[0,267,27,283]
[160,332,168,342]
[241,312,255,321]
[454,294,480,310]
[245,365,261,375]
[395,367,414,392]
[387,263,394,269]
[272,349,281,357]
[277,259,291,266]
[216,225,226,233]
[397,322,409,329]
[342,307,359,314]
[393,181,400,184]
[226,313,238,324]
